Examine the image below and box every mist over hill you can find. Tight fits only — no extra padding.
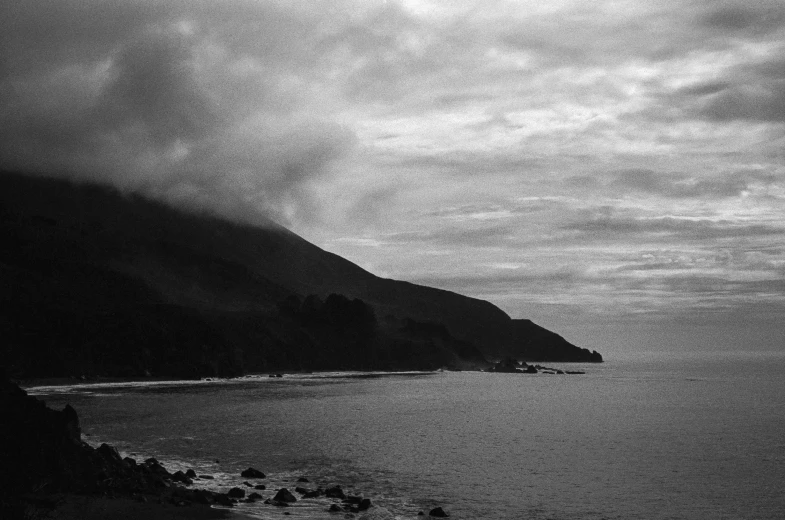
[0,171,600,378]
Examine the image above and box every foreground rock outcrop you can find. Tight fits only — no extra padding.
[0,371,239,518]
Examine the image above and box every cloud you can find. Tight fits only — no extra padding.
[0,0,358,226]
[610,169,751,198]
[671,50,785,123]
[386,222,517,248]
[698,83,785,123]
[564,213,785,241]
[700,2,785,35]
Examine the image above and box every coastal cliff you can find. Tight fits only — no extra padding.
[0,171,601,379]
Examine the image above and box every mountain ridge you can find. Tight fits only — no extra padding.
[0,171,601,378]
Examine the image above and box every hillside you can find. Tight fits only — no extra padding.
[0,171,601,378]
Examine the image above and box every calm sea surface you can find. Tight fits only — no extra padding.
[31,351,785,519]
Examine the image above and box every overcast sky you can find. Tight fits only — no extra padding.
[2,0,784,356]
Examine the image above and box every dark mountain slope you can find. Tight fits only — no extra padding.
[0,171,600,377]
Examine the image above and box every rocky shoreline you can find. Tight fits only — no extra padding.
[486,357,586,375]
[1,371,452,519]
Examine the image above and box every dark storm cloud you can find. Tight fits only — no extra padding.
[0,0,357,226]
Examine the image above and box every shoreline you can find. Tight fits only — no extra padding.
[16,369,442,391]
[3,373,425,520]
[18,359,596,392]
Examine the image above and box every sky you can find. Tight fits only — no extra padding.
[2,0,784,356]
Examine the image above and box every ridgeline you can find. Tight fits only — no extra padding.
[0,171,601,379]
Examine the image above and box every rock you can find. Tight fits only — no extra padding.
[243,481,253,487]
[241,467,265,478]
[144,459,171,477]
[429,507,449,517]
[249,492,263,499]
[227,487,246,498]
[273,488,297,503]
[524,365,538,374]
[97,443,122,462]
[199,474,214,479]
[325,485,346,499]
[487,357,521,373]
[123,456,137,467]
[328,504,343,512]
[185,469,196,478]
[172,471,193,485]
[359,498,372,510]
[295,486,312,494]
[297,476,310,482]
[345,495,363,504]
[254,484,266,490]
[214,494,234,507]
[192,490,212,505]
[303,488,323,498]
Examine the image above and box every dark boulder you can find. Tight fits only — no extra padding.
[199,474,214,479]
[297,476,310,482]
[295,486,312,494]
[359,498,372,510]
[249,492,263,500]
[241,467,265,478]
[214,493,234,507]
[172,470,193,485]
[273,488,297,503]
[97,443,122,462]
[228,487,246,498]
[303,488,323,498]
[144,459,171,477]
[185,469,196,478]
[429,506,449,517]
[325,485,346,499]
[192,489,213,505]
[328,504,343,512]
[254,484,266,490]
[488,357,523,373]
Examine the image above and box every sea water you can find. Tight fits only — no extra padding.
[31,351,785,519]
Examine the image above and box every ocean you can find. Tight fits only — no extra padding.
[30,350,785,519]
